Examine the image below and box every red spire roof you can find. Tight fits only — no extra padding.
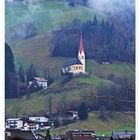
[79,34,84,54]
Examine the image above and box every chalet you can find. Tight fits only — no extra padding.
[65,111,79,120]
[6,118,23,130]
[112,131,135,140]
[66,130,96,140]
[29,77,48,89]
[62,35,86,76]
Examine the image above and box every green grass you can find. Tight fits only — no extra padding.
[6,0,104,41]
[5,57,134,117]
[6,0,134,79]
[37,112,135,137]
[86,60,135,79]
[5,74,113,117]
[5,1,135,131]
[75,74,113,86]
[6,0,105,74]
[5,90,80,117]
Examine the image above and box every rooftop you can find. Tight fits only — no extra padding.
[62,58,82,68]
[34,77,47,82]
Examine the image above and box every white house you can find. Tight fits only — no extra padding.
[62,34,86,75]
[6,118,23,130]
[24,117,51,131]
[23,120,39,131]
[65,111,79,120]
[29,77,48,89]
[29,116,48,123]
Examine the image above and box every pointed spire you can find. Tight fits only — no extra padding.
[79,34,84,54]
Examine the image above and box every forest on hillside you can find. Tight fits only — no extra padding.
[52,14,135,64]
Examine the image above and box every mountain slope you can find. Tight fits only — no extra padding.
[40,112,135,136]
[6,73,114,117]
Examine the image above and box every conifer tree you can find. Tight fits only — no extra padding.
[18,64,25,82]
[5,43,15,73]
[5,43,16,98]
[78,102,88,120]
[27,64,37,82]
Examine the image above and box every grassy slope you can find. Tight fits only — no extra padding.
[5,1,135,131]
[6,0,134,79]
[5,0,105,75]
[6,0,104,43]
[5,74,114,117]
[39,112,135,136]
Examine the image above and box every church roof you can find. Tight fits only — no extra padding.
[79,34,84,54]
[62,58,82,68]
[33,77,47,82]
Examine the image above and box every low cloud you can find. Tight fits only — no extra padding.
[88,0,135,14]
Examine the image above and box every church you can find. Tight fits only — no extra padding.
[61,34,86,75]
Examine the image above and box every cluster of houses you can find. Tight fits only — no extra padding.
[5,128,135,140]
[5,116,53,131]
[5,111,79,131]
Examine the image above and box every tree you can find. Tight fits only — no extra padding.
[43,68,54,86]
[45,129,51,140]
[99,105,107,120]
[110,136,114,140]
[78,102,88,120]
[49,95,52,120]
[18,64,25,82]
[26,64,37,82]
[93,15,98,26]
[5,43,15,73]
[5,43,16,98]
[6,72,19,98]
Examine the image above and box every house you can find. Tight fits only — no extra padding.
[29,77,48,89]
[5,118,24,130]
[66,130,96,140]
[112,131,135,140]
[65,111,79,120]
[23,120,39,131]
[102,62,110,65]
[62,34,86,76]
[29,117,54,130]
[29,116,48,123]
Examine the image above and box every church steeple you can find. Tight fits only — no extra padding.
[78,34,85,73]
[79,34,84,54]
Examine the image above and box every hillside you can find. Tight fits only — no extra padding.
[5,0,105,77]
[5,73,113,117]
[6,0,105,44]
[5,0,134,79]
[5,61,134,117]
[39,112,135,136]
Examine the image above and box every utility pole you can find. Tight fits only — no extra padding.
[49,94,52,121]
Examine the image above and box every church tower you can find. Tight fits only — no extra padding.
[78,34,85,73]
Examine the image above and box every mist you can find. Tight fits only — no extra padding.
[88,0,135,14]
